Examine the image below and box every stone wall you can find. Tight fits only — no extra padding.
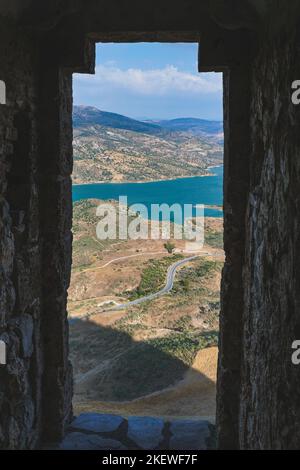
[216,1,300,449]
[0,20,77,449]
[0,21,43,449]
[1,0,300,451]
[216,66,251,449]
[240,18,300,450]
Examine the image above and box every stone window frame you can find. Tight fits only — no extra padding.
[40,28,251,450]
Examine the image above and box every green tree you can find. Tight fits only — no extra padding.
[164,241,176,254]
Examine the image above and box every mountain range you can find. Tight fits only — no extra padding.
[72,106,223,184]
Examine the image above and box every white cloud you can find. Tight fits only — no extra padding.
[75,64,222,96]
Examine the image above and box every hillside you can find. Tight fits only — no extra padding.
[69,199,224,416]
[72,106,223,184]
[146,117,224,141]
[73,106,162,136]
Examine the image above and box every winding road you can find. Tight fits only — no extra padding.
[70,250,223,323]
[83,255,199,319]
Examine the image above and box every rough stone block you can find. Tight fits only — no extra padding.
[127,416,164,449]
[60,432,126,450]
[169,420,211,450]
[71,413,124,434]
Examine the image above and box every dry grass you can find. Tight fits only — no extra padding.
[73,346,218,421]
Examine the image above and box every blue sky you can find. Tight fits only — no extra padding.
[73,43,223,121]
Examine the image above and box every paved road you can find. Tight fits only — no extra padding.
[69,251,223,323]
[96,255,199,314]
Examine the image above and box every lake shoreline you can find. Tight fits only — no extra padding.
[72,165,224,219]
[72,164,223,186]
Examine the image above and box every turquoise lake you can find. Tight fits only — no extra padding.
[72,165,223,219]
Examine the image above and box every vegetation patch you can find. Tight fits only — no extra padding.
[205,229,223,249]
[125,255,183,300]
[91,329,219,401]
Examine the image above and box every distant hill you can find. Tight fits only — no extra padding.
[73,106,223,138]
[72,106,223,184]
[150,118,223,136]
[73,106,163,136]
